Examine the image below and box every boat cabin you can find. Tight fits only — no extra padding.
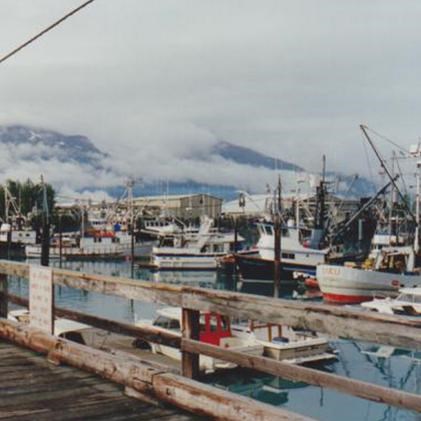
[152,308,233,346]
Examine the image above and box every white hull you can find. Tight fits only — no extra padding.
[25,244,127,259]
[152,252,221,270]
[317,264,421,304]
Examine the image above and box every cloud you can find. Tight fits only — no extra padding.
[0,0,420,191]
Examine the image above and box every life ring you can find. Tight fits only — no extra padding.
[391,279,400,288]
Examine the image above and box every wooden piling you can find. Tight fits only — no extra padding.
[181,308,200,379]
[0,274,7,318]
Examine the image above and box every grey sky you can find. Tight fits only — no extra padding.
[1,0,420,191]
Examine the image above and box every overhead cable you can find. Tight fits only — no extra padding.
[0,0,96,65]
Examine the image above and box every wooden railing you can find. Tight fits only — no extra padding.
[0,260,420,419]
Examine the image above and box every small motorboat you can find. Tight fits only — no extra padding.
[231,322,337,365]
[361,287,421,316]
[135,307,264,372]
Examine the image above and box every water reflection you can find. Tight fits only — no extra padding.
[7,260,421,421]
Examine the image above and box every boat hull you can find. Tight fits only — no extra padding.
[25,245,126,260]
[235,254,307,285]
[152,253,221,270]
[317,264,421,304]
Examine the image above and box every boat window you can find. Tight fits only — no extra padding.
[210,317,218,332]
[59,331,86,345]
[167,319,180,330]
[221,316,230,331]
[153,315,175,329]
[282,253,295,260]
[281,228,290,237]
[264,225,273,235]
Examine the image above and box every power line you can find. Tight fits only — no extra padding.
[0,0,96,65]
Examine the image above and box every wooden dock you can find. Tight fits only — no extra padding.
[0,340,199,421]
[0,260,420,420]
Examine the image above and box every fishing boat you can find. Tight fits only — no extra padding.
[361,287,421,315]
[317,246,421,304]
[135,307,264,373]
[151,216,247,270]
[235,220,328,285]
[25,231,131,260]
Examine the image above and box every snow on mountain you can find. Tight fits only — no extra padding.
[0,124,376,199]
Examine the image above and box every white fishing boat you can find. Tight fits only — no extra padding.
[135,307,263,373]
[0,223,37,245]
[361,287,421,316]
[235,220,328,284]
[151,216,246,270]
[25,232,130,260]
[317,246,421,304]
[255,220,329,275]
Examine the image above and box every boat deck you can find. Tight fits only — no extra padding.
[0,340,202,420]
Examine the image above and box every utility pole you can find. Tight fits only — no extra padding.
[4,187,11,260]
[127,179,135,279]
[273,175,282,298]
[40,176,50,267]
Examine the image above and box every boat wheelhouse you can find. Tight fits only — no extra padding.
[135,307,263,372]
[151,216,246,270]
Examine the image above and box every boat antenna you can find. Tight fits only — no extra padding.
[360,124,417,225]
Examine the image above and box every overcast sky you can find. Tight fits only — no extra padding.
[1,1,421,192]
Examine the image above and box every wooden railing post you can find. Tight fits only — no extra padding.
[181,308,200,379]
[0,274,8,318]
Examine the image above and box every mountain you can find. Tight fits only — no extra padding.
[212,141,303,172]
[0,125,106,168]
[0,124,376,199]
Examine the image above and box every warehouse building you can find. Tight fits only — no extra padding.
[132,193,223,219]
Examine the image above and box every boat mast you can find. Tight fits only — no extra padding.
[314,155,327,231]
[273,175,282,298]
[360,124,417,226]
[389,151,397,238]
[127,178,135,278]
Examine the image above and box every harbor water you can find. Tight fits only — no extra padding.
[8,260,421,421]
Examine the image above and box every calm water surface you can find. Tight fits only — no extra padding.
[8,260,421,421]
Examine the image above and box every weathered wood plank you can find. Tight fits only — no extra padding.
[182,338,421,413]
[153,372,310,421]
[1,260,419,349]
[0,319,313,421]
[181,286,421,350]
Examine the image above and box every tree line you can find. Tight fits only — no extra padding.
[0,179,55,223]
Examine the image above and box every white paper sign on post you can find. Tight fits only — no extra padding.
[29,265,53,334]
